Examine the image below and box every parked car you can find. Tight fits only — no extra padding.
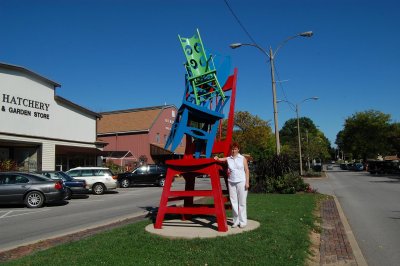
[0,172,66,208]
[353,163,364,171]
[36,171,88,199]
[340,163,350,170]
[368,160,400,174]
[118,164,167,188]
[66,167,118,195]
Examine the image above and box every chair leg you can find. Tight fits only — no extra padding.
[209,165,228,232]
[154,169,177,229]
[182,174,195,220]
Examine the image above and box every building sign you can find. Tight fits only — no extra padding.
[1,93,51,120]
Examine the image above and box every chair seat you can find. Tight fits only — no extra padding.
[166,158,216,167]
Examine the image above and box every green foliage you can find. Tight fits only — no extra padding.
[251,154,309,194]
[0,159,17,171]
[302,170,323,177]
[280,117,331,162]
[336,109,397,160]
[103,161,123,174]
[231,111,275,160]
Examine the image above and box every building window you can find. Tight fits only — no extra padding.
[172,110,175,117]
[156,133,160,143]
[164,134,167,143]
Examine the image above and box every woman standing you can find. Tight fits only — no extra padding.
[214,142,250,228]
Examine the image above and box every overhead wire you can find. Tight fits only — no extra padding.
[223,0,294,114]
[223,0,258,46]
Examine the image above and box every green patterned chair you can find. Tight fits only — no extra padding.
[178,29,225,105]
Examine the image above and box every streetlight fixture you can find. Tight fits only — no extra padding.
[230,31,313,155]
[277,97,319,175]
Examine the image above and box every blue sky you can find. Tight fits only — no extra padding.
[1,0,399,146]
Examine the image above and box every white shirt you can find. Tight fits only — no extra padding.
[227,154,246,183]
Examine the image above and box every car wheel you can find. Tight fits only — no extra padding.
[120,178,130,188]
[158,177,165,187]
[25,191,44,208]
[64,188,72,200]
[92,183,105,195]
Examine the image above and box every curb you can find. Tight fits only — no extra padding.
[332,195,368,266]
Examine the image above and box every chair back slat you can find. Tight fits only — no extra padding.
[178,29,210,78]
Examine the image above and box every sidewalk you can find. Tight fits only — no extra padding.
[305,177,368,266]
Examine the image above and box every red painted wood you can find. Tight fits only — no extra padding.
[154,69,237,233]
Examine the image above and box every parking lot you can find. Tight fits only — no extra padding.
[0,178,214,251]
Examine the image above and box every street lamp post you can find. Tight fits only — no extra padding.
[278,97,319,175]
[230,31,313,155]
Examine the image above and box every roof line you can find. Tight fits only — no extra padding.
[55,96,102,118]
[0,62,61,87]
[97,129,150,136]
[99,104,177,115]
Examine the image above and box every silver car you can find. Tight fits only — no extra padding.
[66,167,118,195]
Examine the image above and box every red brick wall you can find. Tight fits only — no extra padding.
[149,106,176,147]
[99,106,183,164]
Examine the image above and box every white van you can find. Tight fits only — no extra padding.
[66,167,118,195]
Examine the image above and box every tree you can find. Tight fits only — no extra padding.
[230,111,275,160]
[388,122,400,155]
[280,117,331,164]
[337,110,392,160]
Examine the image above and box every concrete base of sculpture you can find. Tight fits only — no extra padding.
[146,217,260,239]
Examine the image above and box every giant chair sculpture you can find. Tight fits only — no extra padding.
[155,29,237,232]
[165,29,230,159]
[155,68,237,232]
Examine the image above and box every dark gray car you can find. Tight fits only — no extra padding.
[0,172,66,208]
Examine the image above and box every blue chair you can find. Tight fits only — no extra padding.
[165,75,230,158]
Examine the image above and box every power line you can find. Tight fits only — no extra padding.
[224,0,293,114]
[223,0,258,46]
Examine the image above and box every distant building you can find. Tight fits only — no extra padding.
[0,62,104,172]
[97,105,185,168]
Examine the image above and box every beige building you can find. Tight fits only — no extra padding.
[0,62,103,171]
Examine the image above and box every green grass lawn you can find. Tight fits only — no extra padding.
[4,194,321,266]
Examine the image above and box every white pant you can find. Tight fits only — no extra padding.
[228,181,248,226]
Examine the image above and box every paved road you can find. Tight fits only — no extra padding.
[307,167,400,266]
[0,178,213,251]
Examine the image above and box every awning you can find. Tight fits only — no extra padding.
[56,145,103,155]
[150,144,173,156]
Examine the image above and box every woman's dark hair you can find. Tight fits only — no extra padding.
[231,142,240,150]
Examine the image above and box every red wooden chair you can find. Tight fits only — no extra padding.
[154,68,237,232]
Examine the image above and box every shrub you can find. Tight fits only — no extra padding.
[0,159,18,171]
[103,161,124,174]
[250,154,309,194]
[302,169,323,177]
